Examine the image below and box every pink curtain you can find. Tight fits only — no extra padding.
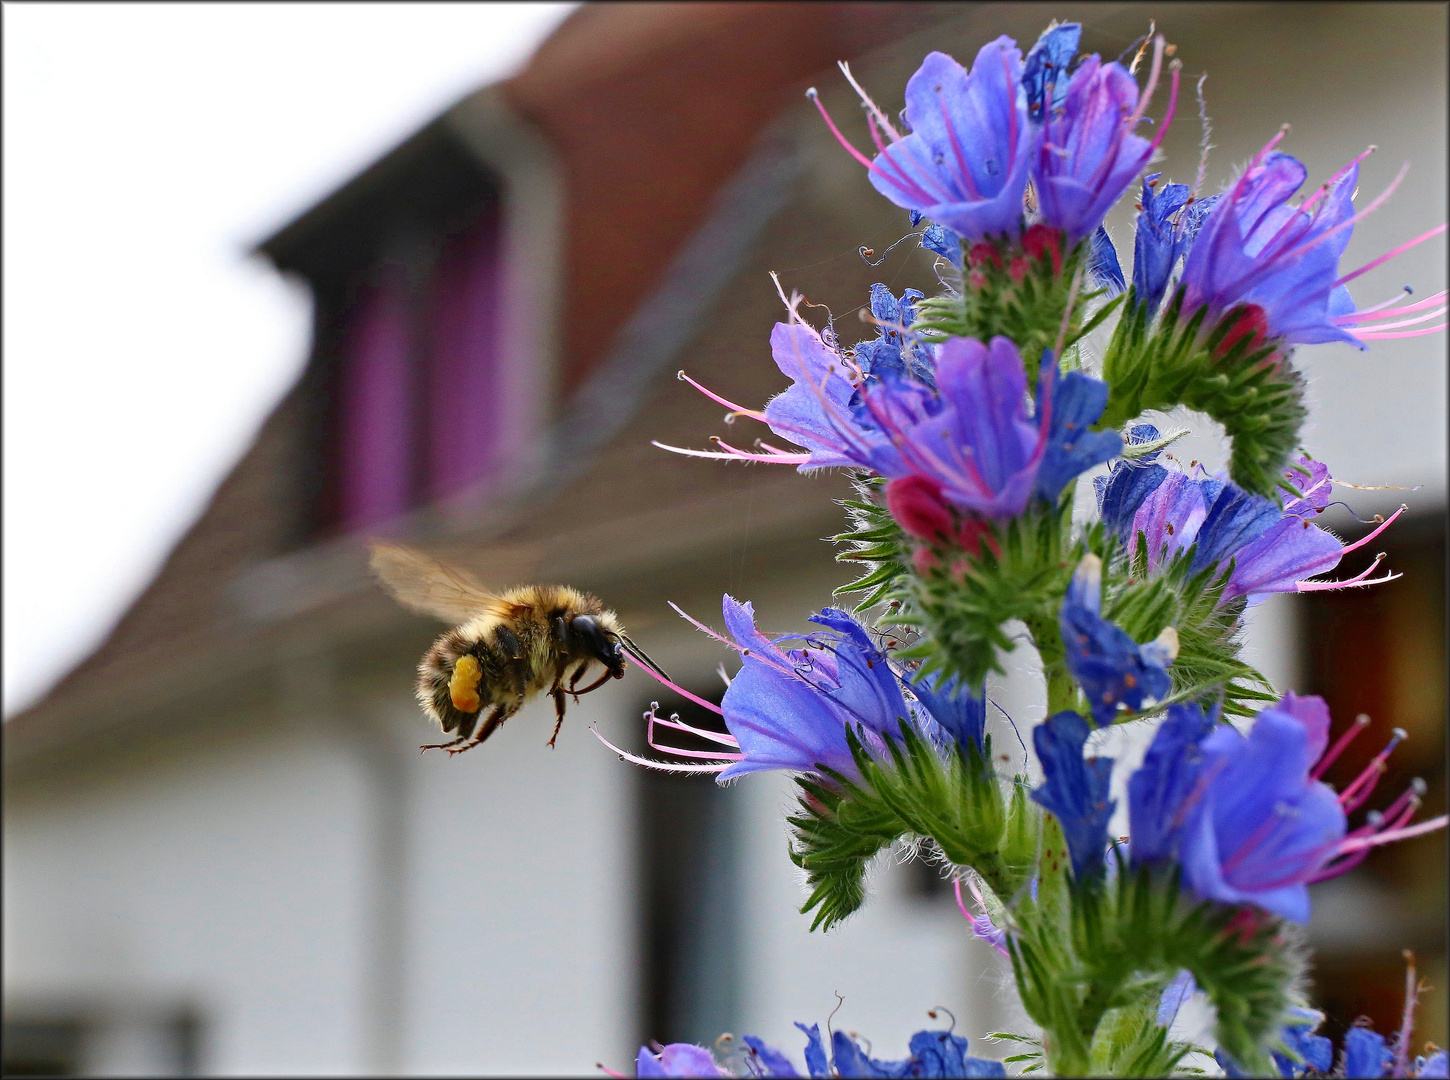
[424,209,502,503]
[334,273,416,531]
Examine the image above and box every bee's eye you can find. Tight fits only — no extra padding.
[570,615,625,674]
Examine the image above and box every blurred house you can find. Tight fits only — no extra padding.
[5,3,1444,1076]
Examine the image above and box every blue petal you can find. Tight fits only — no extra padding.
[921,224,963,266]
[1343,1027,1393,1079]
[1088,225,1126,297]
[1131,174,1193,314]
[910,671,986,751]
[795,1023,831,1079]
[1021,22,1081,119]
[1035,368,1121,500]
[1030,710,1116,879]
[743,1036,802,1078]
[1060,558,1175,725]
[1189,483,1282,574]
[1156,969,1198,1027]
[1128,703,1216,864]
[1096,459,1169,539]
[831,1030,906,1078]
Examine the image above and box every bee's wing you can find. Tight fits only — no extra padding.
[368,542,514,624]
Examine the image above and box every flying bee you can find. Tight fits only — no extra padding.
[368,543,668,755]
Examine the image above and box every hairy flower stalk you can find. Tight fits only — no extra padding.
[605,19,1448,1079]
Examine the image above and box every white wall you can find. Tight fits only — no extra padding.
[3,719,374,1075]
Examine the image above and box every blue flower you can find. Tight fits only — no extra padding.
[1342,1026,1394,1079]
[1217,1006,1336,1078]
[909,671,987,752]
[1059,555,1176,725]
[718,599,910,783]
[1087,225,1126,297]
[921,224,963,267]
[865,42,1037,242]
[1127,693,1347,922]
[854,284,933,383]
[1179,142,1364,349]
[1131,174,1220,316]
[1021,22,1081,121]
[749,1024,1004,1079]
[1128,703,1218,865]
[1156,969,1197,1028]
[1030,710,1116,881]
[635,1043,723,1077]
[742,1035,802,1078]
[1033,364,1122,501]
[1416,1049,1449,1079]
[1031,48,1173,243]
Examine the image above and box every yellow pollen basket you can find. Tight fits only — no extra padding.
[449,654,483,713]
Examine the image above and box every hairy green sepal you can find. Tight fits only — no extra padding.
[1100,290,1307,499]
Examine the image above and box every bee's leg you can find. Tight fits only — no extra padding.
[446,702,518,756]
[569,666,615,697]
[420,711,479,753]
[547,687,568,749]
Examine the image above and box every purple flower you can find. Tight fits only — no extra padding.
[1030,710,1116,880]
[853,41,1038,243]
[1214,1007,1334,1078]
[1416,1049,1449,1079]
[717,599,910,782]
[921,223,963,266]
[859,336,1047,519]
[1059,555,1177,725]
[1179,139,1364,348]
[1095,436,1405,603]
[1136,692,1345,921]
[635,1043,724,1078]
[1031,42,1178,243]
[763,318,891,472]
[1131,174,1219,316]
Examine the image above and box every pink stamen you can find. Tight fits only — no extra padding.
[676,370,767,421]
[650,440,808,465]
[1301,145,1376,212]
[837,60,902,141]
[1343,288,1448,321]
[1122,36,1165,133]
[629,650,726,716]
[589,725,733,774]
[1334,223,1448,288]
[1145,62,1181,156]
[1341,307,1448,333]
[1335,286,1421,320]
[598,1063,630,1078]
[1332,814,1447,855]
[1336,728,1405,811]
[1357,323,1449,341]
[1339,505,1406,556]
[647,705,740,749]
[1310,713,1371,779]
[1296,554,1400,592]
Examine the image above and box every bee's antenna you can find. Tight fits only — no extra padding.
[620,634,672,683]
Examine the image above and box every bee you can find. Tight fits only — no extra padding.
[368,543,668,755]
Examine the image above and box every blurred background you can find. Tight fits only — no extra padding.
[3,3,1444,1075]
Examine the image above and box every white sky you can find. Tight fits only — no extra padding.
[3,2,577,716]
